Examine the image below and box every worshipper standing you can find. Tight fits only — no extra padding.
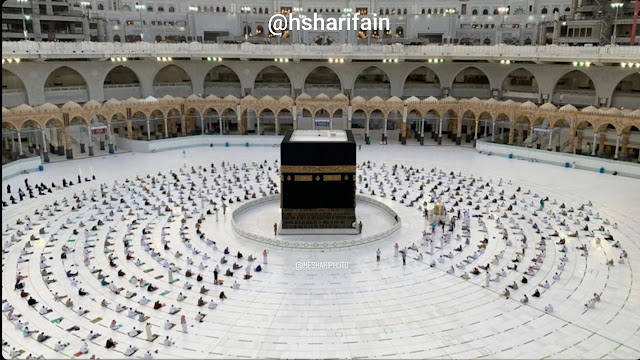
[263,249,268,264]
[145,322,153,341]
[401,250,407,265]
[376,248,381,262]
[273,223,277,236]
[180,315,187,333]
[394,243,399,257]
[485,272,491,288]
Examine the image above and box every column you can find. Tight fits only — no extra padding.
[347,105,352,130]
[88,126,94,156]
[219,116,224,135]
[592,132,598,156]
[365,116,370,144]
[419,118,425,143]
[576,130,584,153]
[256,116,261,135]
[328,116,332,131]
[41,129,49,162]
[17,131,23,156]
[164,117,169,138]
[508,122,515,145]
[49,127,56,153]
[473,119,479,145]
[548,128,553,151]
[146,119,151,140]
[275,116,280,135]
[455,112,462,145]
[127,119,134,140]
[382,117,387,142]
[598,132,606,156]
[567,128,575,154]
[614,135,621,160]
[180,115,186,137]
[483,120,488,137]
[438,118,443,145]
[293,105,298,130]
[79,126,86,154]
[401,106,408,144]
[64,125,73,159]
[200,115,205,135]
[491,122,496,142]
[620,134,629,159]
[56,128,65,155]
[107,123,115,153]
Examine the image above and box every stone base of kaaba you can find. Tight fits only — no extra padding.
[281,208,356,230]
[278,223,360,235]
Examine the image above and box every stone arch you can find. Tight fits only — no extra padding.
[501,68,539,101]
[2,68,28,106]
[451,66,491,99]
[253,65,292,97]
[552,70,596,107]
[353,66,391,98]
[153,64,193,97]
[204,65,242,97]
[220,108,238,135]
[303,66,343,97]
[44,66,89,104]
[403,66,441,98]
[102,65,142,100]
[611,73,640,109]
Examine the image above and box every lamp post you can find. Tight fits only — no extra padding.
[134,3,144,41]
[444,8,456,44]
[241,6,251,40]
[17,0,29,40]
[611,2,624,44]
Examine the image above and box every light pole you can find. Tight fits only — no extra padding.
[444,8,456,44]
[135,4,144,41]
[241,6,251,40]
[17,0,29,40]
[611,2,623,44]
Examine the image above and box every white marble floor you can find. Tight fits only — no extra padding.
[2,144,640,359]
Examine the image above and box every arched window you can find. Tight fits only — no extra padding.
[471,9,478,15]
[493,8,499,14]
[403,9,407,14]
[113,34,121,42]
[259,7,263,14]
[215,6,219,12]
[265,7,269,14]
[222,7,226,12]
[484,38,491,45]
[553,7,559,13]
[158,6,163,12]
[541,8,548,14]
[565,7,570,12]
[483,9,489,15]
[98,3,104,10]
[147,5,153,11]
[169,6,174,12]
[421,8,425,14]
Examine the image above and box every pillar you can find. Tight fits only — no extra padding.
[365,116,370,144]
[508,122,515,145]
[164,117,169,138]
[598,132,606,156]
[293,105,298,130]
[548,128,553,151]
[180,114,186,137]
[107,123,115,153]
[592,132,598,156]
[200,115,205,135]
[382,117,387,142]
[455,112,462,145]
[620,134,629,159]
[256,116,261,135]
[127,119,134,140]
[473,119,479,146]
[17,131,24,156]
[219,116,223,135]
[437,118,443,145]
[49,127,56,153]
[88,126,94,156]
[419,118,425,143]
[41,129,49,162]
[491,122,496,142]
[56,128,64,155]
[64,125,73,159]
[276,116,280,135]
[401,106,407,144]
[614,135,621,160]
[576,130,583,153]
[146,120,151,140]
[567,128,575,154]
[328,116,332,131]
[79,126,86,154]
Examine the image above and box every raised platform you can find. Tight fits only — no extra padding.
[278,225,359,235]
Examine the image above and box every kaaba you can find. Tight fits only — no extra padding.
[280,130,356,232]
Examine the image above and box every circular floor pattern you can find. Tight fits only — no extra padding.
[232,195,400,249]
[2,145,639,360]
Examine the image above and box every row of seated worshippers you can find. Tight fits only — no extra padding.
[361,163,626,314]
[2,160,279,358]
[3,174,97,208]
